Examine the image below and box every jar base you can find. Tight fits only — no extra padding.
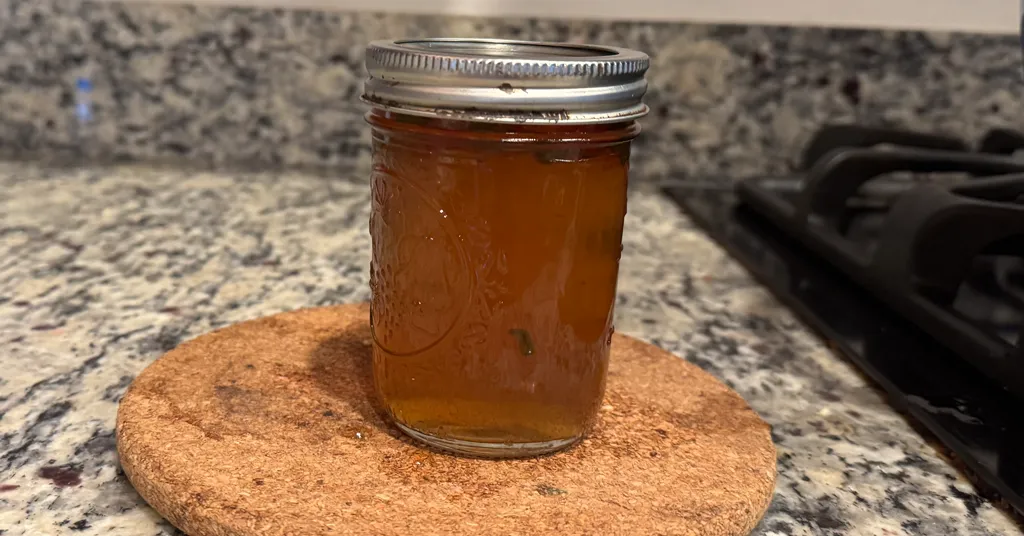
[394,421,580,459]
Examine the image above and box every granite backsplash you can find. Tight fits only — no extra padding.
[0,0,1021,181]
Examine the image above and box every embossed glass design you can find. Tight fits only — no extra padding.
[368,110,637,457]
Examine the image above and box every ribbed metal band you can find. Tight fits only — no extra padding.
[362,38,650,124]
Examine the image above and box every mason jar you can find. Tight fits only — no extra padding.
[363,38,649,458]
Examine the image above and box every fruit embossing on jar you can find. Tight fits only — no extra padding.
[369,113,631,448]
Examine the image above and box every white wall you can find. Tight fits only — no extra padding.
[117,0,1019,34]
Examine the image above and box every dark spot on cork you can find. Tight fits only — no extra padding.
[650,451,658,457]
[245,364,255,370]
[253,478,264,486]
[0,484,19,492]
[39,465,82,487]
[214,385,263,417]
[214,385,246,398]
[69,519,90,531]
[536,484,567,496]
[323,410,335,417]
[655,428,669,438]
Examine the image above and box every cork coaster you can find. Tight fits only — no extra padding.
[117,303,776,536]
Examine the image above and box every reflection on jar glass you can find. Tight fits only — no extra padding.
[363,39,649,458]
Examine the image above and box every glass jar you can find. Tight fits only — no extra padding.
[363,39,649,458]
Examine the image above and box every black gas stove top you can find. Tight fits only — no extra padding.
[664,124,1024,512]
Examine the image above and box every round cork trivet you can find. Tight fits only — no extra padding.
[117,303,776,536]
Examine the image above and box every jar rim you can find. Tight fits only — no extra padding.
[363,38,650,125]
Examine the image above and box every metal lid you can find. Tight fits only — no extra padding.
[362,38,650,124]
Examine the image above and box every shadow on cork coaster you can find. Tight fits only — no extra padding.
[306,319,402,441]
[116,303,776,536]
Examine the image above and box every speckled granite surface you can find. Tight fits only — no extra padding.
[1,161,1021,535]
[0,0,1021,179]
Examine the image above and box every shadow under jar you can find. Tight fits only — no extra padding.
[363,38,650,458]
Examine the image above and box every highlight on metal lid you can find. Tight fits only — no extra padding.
[362,38,650,124]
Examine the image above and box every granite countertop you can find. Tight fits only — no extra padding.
[0,160,1020,535]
